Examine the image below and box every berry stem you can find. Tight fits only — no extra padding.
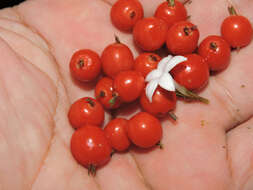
[183,0,192,5]
[88,164,96,176]
[114,35,121,43]
[109,93,119,107]
[228,6,237,16]
[110,149,116,157]
[86,98,95,107]
[109,97,117,107]
[166,0,175,7]
[168,112,177,121]
[156,142,164,149]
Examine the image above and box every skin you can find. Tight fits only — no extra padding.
[0,0,253,189]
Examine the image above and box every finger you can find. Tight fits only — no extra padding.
[16,1,152,189]
[0,7,21,21]
[0,36,57,189]
[0,7,99,190]
[227,117,253,190]
[16,0,253,190]
[125,0,253,189]
[185,0,253,129]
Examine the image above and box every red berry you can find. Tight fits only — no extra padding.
[128,112,162,148]
[114,70,145,103]
[140,86,177,117]
[104,118,130,151]
[95,77,121,109]
[134,53,161,78]
[101,38,134,78]
[68,97,105,129]
[133,17,169,51]
[221,15,253,48]
[166,21,199,55]
[110,0,144,31]
[198,35,231,71]
[171,54,209,91]
[69,49,101,82]
[71,125,112,175]
[154,0,187,28]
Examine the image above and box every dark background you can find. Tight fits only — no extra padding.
[0,0,26,9]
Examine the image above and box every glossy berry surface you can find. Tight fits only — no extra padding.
[128,112,162,148]
[101,40,134,78]
[171,54,209,91]
[198,35,231,71]
[140,86,177,117]
[114,70,145,103]
[154,0,187,28]
[69,49,101,82]
[221,15,253,48]
[104,118,130,151]
[166,21,199,55]
[133,17,169,51]
[110,0,144,31]
[95,77,121,109]
[134,53,161,78]
[68,97,105,129]
[71,125,112,173]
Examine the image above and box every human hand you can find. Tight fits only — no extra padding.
[0,0,253,189]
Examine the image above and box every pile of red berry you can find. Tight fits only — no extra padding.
[68,0,252,176]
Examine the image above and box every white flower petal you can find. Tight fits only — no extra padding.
[158,73,175,92]
[145,69,162,82]
[173,79,181,90]
[146,79,159,103]
[165,56,187,72]
[157,55,173,71]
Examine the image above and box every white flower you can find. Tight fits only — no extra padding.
[145,55,187,102]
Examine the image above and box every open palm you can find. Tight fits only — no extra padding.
[0,0,253,189]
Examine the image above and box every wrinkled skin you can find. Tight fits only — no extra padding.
[0,0,253,189]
